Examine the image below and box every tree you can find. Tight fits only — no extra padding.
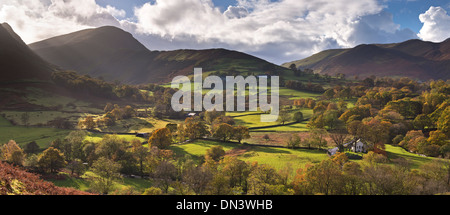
[427,130,447,147]
[183,165,213,195]
[95,134,128,161]
[308,128,328,149]
[64,130,87,162]
[287,134,301,149]
[1,140,25,166]
[153,160,178,193]
[329,131,349,152]
[232,126,250,143]
[247,164,286,195]
[66,159,86,176]
[304,159,343,195]
[204,110,224,124]
[220,157,251,192]
[130,140,149,177]
[437,106,450,136]
[277,110,291,125]
[293,111,304,122]
[148,127,173,149]
[205,146,226,162]
[183,117,209,140]
[78,116,96,130]
[323,89,335,99]
[413,114,433,130]
[24,141,40,154]
[89,157,122,194]
[38,147,66,173]
[212,123,234,142]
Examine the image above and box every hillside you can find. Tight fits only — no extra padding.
[282,39,450,80]
[30,26,284,84]
[0,23,55,81]
[0,24,124,111]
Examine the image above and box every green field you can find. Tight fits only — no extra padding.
[170,139,330,170]
[227,108,313,131]
[49,171,153,193]
[385,144,434,169]
[0,115,71,148]
[170,139,435,172]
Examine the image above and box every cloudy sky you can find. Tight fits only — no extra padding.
[1,0,450,64]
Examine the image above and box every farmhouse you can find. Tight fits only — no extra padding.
[327,138,368,156]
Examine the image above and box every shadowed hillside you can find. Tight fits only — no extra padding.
[30,26,283,84]
[0,23,55,81]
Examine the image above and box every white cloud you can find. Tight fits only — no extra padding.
[0,0,424,64]
[418,6,450,42]
[133,0,418,63]
[0,0,122,43]
[224,6,249,19]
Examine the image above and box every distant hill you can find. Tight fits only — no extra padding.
[282,39,450,80]
[0,23,55,81]
[30,26,282,84]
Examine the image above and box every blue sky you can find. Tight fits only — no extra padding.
[1,0,450,64]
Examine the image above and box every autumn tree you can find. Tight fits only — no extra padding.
[205,146,226,162]
[212,123,234,142]
[78,115,96,130]
[232,125,250,143]
[130,140,149,177]
[1,140,25,166]
[303,159,343,195]
[183,165,213,195]
[247,164,286,195]
[38,147,66,173]
[182,117,209,140]
[148,127,173,149]
[220,157,251,192]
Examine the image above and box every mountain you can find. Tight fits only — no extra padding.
[0,23,118,110]
[0,23,54,81]
[282,39,450,80]
[30,26,281,84]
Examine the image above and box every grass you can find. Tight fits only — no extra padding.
[170,139,436,173]
[227,108,313,131]
[385,144,434,169]
[2,110,84,126]
[169,139,329,170]
[49,171,153,193]
[0,115,71,148]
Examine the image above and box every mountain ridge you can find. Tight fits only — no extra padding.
[30,26,283,84]
[282,39,450,80]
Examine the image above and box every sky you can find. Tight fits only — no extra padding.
[1,0,450,64]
